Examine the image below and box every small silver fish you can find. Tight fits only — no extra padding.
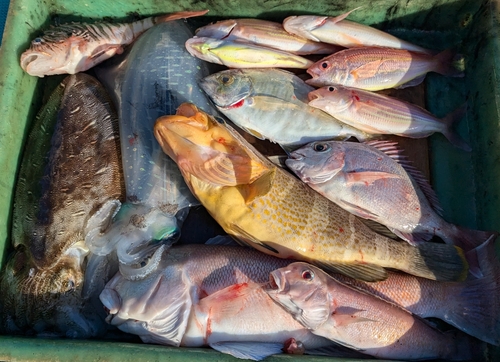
[285,140,495,251]
[266,262,487,360]
[20,10,208,77]
[306,47,463,90]
[283,8,432,53]
[308,85,470,150]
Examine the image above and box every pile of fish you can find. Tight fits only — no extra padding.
[0,7,498,362]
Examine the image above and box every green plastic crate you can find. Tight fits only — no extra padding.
[0,0,499,360]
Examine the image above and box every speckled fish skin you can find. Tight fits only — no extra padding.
[330,235,500,346]
[308,85,470,150]
[154,103,469,283]
[0,73,125,337]
[195,18,340,55]
[89,21,212,266]
[186,37,315,69]
[283,10,432,53]
[99,243,334,357]
[285,140,494,251]
[20,10,208,77]
[199,69,371,150]
[266,262,486,361]
[306,47,462,90]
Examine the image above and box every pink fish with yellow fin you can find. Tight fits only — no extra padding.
[20,10,208,77]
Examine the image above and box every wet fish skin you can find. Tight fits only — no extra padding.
[283,9,432,53]
[308,85,470,150]
[195,18,341,55]
[266,262,486,361]
[285,140,494,251]
[199,68,371,150]
[154,103,469,283]
[20,10,208,77]
[306,47,463,90]
[185,37,314,69]
[0,74,125,337]
[100,243,335,359]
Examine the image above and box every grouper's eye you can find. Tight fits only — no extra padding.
[220,75,234,86]
[313,143,329,152]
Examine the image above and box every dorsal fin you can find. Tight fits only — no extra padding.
[364,140,443,215]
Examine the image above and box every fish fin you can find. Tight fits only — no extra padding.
[336,199,379,220]
[239,168,275,204]
[434,49,465,77]
[411,243,468,281]
[210,341,284,361]
[330,7,363,23]
[444,234,500,345]
[240,126,266,140]
[199,282,257,312]
[89,44,122,60]
[358,218,400,240]
[84,199,122,255]
[314,260,388,282]
[331,307,376,327]
[267,155,288,168]
[229,223,280,254]
[394,74,426,89]
[364,140,444,215]
[154,10,209,24]
[307,344,369,358]
[447,226,498,252]
[204,235,240,246]
[345,170,401,186]
[388,228,431,246]
[441,103,471,151]
[350,60,384,80]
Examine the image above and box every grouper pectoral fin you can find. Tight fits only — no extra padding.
[313,260,388,282]
[238,168,275,205]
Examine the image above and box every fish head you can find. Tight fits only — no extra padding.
[0,248,99,337]
[283,16,326,42]
[306,55,343,87]
[199,69,253,109]
[266,262,331,330]
[20,32,85,77]
[285,141,345,184]
[195,19,237,39]
[154,103,269,187]
[308,85,353,113]
[185,37,227,66]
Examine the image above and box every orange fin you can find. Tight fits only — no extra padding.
[350,59,384,80]
[345,171,401,186]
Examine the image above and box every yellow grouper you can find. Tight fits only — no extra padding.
[154,103,468,282]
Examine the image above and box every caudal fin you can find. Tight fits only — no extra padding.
[433,49,465,78]
[444,224,498,252]
[440,103,471,151]
[444,235,500,345]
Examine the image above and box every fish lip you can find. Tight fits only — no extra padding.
[307,91,321,102]
[268,270,288,293]
[20,52,41,71]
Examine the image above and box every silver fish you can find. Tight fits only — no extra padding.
[267,262,487,360]
[89,20,218,267]
[199,68,370,151]
[100,242,338,360]
[285,140,495,251]
[20,11,208,77]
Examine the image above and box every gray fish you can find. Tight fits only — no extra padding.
[90,20,217,267]
[0,73,125,337]
[285,140,495,251]
[199,68,370,151]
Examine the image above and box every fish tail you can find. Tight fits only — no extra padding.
[443,235,500,345]
[444,329,488,361]
[439,103,471,151]
[442,223,497,252]
[406,242,468,282]
[434,49,465,77]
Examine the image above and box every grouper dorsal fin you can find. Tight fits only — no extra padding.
[364,140,443,215]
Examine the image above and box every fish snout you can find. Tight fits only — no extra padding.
[268,270,288,293]
[20,52,47,75]
[307,91,321,102]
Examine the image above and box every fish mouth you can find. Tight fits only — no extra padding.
[307,91,321,102]
[268,270,288,293]
[20,53,42,71]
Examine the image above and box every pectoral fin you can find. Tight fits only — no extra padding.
[350,59,385,80]
[314,260,388,282]
[229,223,280,254]
[345,171,401,186]
[238,168,275,204]
[210,341,284,361]
[330,7,362,23]
[331,306,376,327]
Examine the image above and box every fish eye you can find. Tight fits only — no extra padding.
[221,75,234,85]
[328,86,336,92]
[301,270,314,281]
[321,62,329,69]
[32,37,43,44]
[67,279,75,291]
[313,143,329,152]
